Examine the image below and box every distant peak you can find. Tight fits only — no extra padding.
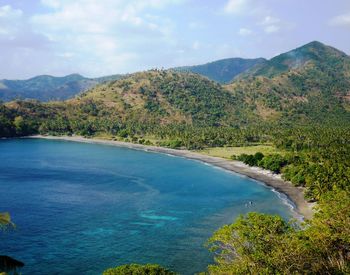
[290,41,329,54]
[66,73,84,78]
[294,40,347,57]
[304,41,325,47]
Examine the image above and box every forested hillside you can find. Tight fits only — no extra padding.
[0,73,122,102]
[174,57,265,83]
[226,41,350,123]
[1,41,350,141]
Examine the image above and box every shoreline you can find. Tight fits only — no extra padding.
[28,135,314,219]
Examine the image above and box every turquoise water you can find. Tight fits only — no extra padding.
[0,139,294,274]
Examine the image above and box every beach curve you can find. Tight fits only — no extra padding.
[28,135,314,219]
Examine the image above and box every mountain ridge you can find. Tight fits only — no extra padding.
[235,41,349,79]
[1,41,349,103]
[0,73,123,102]
[173,57,266,83]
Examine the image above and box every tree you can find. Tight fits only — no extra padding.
[206,191,350,274]
[207,213,301,274]
[260,154,287,173]
[13,116,26,136]
[304,190,350,273]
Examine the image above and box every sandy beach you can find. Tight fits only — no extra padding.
[29,135,314,219]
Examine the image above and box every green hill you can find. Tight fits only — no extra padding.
[0,74,123,102]
[227,41,350,123]
[63,70,247,127]
[1,41,350,138]
[236,41,349,79]
[174,57,265,83]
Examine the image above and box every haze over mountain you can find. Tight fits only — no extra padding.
[0,74,122,102]
[174,57,266,84]
[2,41,349,105]
[0,57,265,102]
[235,41,350,79]
[0,40,349,140]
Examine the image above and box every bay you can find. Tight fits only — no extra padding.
[0,139,293,274]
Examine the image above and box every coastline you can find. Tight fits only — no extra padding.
[28,135,314,219]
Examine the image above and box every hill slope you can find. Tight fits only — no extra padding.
[1,41,350,140]
[71,70,248,126]
[174,58,265,83]
[226,41,350,123]
[0,74,123,102]
[236,41,349,79]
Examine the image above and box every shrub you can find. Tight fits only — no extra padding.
[237,152,265,167]
[260,154,287,173]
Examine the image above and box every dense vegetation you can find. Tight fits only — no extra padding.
[208,190,350,274]
[236,126,350,200]
[227,41,350,124]
[1,41,350,274]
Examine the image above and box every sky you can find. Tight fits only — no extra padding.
[1,0,350,79]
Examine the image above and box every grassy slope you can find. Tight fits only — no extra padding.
[195,145,284,159]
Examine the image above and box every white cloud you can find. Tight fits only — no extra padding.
[260,16,280,25]
[0,5,23,19]
[0,5,56,79]
[0,5,23,35]
[238,27,252,36]
[0,5,49,48]
[259,16,281,34]
[224,0,285,35]
[224,0,248,14]
[330,13,350,27]
[29,0,184,76]
[224,0,268,16]
[41,0,61,9]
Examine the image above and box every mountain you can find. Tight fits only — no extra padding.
[0,73,123,102]
[235,41,349,79]
[226,41,350,123]
[174,58,266,83]
[70,70,247,127]
[4,41,340,103]
[1,41,350,140]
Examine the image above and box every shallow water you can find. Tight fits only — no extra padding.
[0,139,294,274]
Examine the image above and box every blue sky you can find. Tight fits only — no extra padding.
[1,0,350,79]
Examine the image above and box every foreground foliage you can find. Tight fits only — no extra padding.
[0,213,14,231]
[208,190,350,274]
[103,264,176,275]
[0,213,24,275]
